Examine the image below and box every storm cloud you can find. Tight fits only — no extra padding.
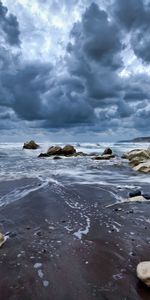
[0,0,150,141]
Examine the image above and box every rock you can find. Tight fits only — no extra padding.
[38,153,49,158]
[124,148,150,173]
[142,193,150,200]
[129,195,146,202]
[129,190,141,198]
[0,233,5,248]
[39,145,84,158]
[137,261,150,287]
[128,149,150,161]
[47,146,62,156]
[62,145,76,156]
[92,154,115,160]
[102,148,112,155]
[133,160,150,173]
[121,153,129,159]
[23,140,39,150]
[74,152,87,157]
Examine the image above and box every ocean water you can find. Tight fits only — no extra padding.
[0,142,149,207]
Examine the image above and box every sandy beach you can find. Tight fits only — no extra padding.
[0,175,150,300]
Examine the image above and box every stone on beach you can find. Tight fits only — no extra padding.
[137,261,150,287]
[0,233,5,248]
[129,190,141,198]
[23,140,39,150]
[129,195,146,202]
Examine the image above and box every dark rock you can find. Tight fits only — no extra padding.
[102,148,112,155]
[23,140,39,150]
[88,152,99,156]
[92,154,115,160]
[26,226,31,230]
[36,231,42,236]
[121,153,129,159]
[38,153,49,158]
[62,145,76,156]
[129,190,141,198]
[114,208,122,212]
[47,146,62,156]
[53,156,62,160]
[142,193,150,200]
[74,152,87,157]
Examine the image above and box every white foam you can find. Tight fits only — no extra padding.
[34,263,42,269]
[43,280,49,287]
[38,269,44,279]
[74,215,90,240]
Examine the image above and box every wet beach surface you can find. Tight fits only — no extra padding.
[0,143,150,300]
[0,179,150,300]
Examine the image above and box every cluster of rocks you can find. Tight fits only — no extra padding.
[128,189,150,202]
[38,145,86,158]
[22,141,150,173]
[122,148,150,173]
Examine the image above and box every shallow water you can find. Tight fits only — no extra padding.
[0,142,149,207]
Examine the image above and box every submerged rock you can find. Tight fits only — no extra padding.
[23,140,39,150]
[38,153,49,158]
[102,148,112,155]
[137,261,150,287]
[74,152,87,157]
[92,154,115,160]
[53,156,62,160]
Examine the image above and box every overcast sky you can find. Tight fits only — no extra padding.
[0,0,150,142]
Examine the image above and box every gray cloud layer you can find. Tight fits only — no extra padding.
[0,0,150,141]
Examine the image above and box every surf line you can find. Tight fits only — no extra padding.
[64,198,91,240]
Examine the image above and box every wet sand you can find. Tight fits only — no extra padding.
[0,179,150,300]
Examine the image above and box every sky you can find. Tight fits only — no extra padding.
[0,0,150,142]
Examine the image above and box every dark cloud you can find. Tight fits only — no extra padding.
[114,0,150,63]
[69,3,122,67]
[0,0,149,140]
[0,1,20,46]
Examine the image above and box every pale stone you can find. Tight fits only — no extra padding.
[133,160,150,173]
[137,261,150,287]
[0,233,5,248]
[129,195,146,202]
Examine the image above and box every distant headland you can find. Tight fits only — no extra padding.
[119,137,150,143]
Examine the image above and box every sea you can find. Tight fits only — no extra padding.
[0,142,149,208]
